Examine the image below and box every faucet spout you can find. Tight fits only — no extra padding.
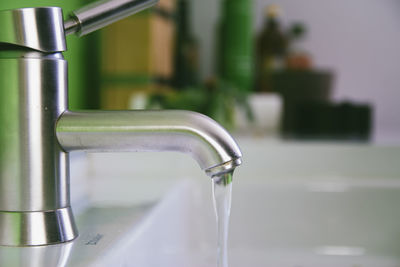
[56,110,242,177]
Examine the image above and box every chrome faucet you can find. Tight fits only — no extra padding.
[0,0,242,246]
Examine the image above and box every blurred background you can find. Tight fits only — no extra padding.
[1,0,399,142]
[1,1,400,265]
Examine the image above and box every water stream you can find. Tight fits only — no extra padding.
[212,171,233,267]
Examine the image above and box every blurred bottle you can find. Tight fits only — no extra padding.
[256,4,288,92]
[217,0,254,92]
[172,0,199,89]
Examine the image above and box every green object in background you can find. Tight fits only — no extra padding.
[0,0,99,110]
[172,0,199,89]
[217,0,254,92]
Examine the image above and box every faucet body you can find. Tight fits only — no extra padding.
[0,50,76,246]
[0,2,241,247]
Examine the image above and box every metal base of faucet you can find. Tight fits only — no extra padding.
[0,208,78,246]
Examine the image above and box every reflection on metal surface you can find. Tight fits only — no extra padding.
[0,241,73,267]
[0,208,77,246]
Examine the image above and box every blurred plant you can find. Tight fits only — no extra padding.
[204,78,254,130]
[288,22,306,41]
[148,78,254,130]
[256,5,311,91]
[286,22,312,70]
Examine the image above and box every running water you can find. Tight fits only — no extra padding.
[212,171,233,267]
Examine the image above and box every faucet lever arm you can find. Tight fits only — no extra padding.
[64,0,159,36]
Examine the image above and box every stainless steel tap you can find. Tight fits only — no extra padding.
[0,0,242,246]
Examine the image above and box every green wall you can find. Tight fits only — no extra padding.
[0,0,99,109]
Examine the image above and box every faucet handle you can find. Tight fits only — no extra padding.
[0,0,158,52]
[64,0,159,37]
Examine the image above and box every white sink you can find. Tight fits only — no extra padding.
[111,178,400,267]
[2,177,400,267]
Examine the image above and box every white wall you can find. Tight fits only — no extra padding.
[191,0,400,143]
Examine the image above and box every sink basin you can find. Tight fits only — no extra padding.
[115,178,400,267]
[2,177,400,267]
